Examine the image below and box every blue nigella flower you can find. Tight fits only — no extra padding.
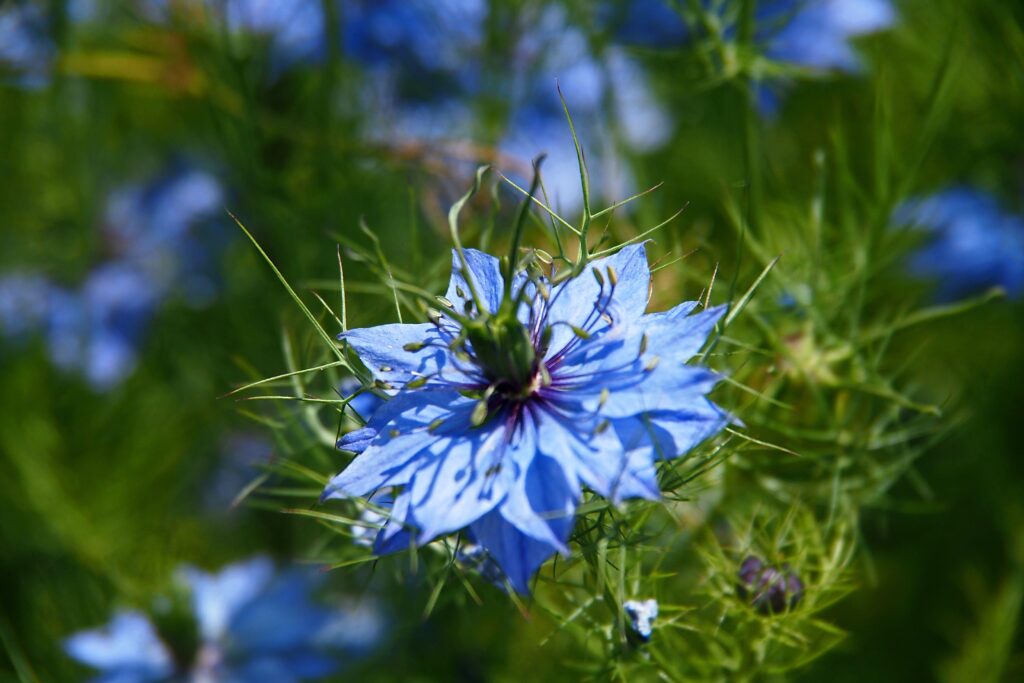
[46,262,161,390]
[65,556,384,682]
[609,0,896,112]
[342,2,670,212]
[612,0,895,71]
[103,163,225,306]
[0,2,54,89]
[759,0,896,72]
[895,187,1024,300]
[623,598,659,643]
[324,244,730,593]
[0,163,224,389]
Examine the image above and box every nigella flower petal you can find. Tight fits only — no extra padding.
[544,244,651,354]
[636,303,727,362]
[470,511,561,594]
[183,556,276,640]
[373,488,415,554]
[63,611,174,679]
[618,403,733,462]
[405,415,519,542]
[339,323,468,390]
[228,571,331,653]
[529,405,627,501]
[445,249,505,316]
[494,448,577,554]
[324,391,475,500]
[337,427,376,454]
[566,360,721,419]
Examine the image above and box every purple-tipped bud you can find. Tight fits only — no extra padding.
[737,555,804,614]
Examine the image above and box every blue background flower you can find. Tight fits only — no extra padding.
[65,557,384,682]
[897,187,1024,300]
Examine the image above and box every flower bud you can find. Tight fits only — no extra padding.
[737,555,804,614]
[623,599,659,644]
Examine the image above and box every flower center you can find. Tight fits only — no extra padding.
[463,309,542,400]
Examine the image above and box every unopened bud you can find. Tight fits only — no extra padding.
[737,555,804,614]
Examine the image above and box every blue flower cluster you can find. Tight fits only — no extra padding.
[325,245,730,592]
[0,165,224,389]
[343,1,671,211]
[613,0,895,71]
[896,187,1024,300]
[0,2,53,88]
[65,556,383,682]
[611,0,896,111]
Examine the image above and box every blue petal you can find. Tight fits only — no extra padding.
[336,427,376,454]
[63,611,174,679]
[532,402,653,502]
[373,487,415,554]
[323,390,473,500]
[339,323,464,390]
[493,439,577,553]
[227,570,331,654]
[183,556,275,640]
[470,511,561,594]
[543,244,651,355]
[405,416,517,542]
[445,248,504,316]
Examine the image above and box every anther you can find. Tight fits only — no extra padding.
[406,376,428,389]
[471,400,489,426]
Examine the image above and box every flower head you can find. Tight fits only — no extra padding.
[65,556,383,682]
[895,187,1024,300]
[325,244,730,593]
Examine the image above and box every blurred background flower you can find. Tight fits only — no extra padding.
[65,556,384,682]
[0,163,224,389]
[896,187,1024,300]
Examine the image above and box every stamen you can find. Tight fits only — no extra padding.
[471,400,488,426]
